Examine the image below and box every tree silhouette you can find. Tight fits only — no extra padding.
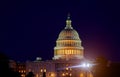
[43,72,46,77]
[108,62,120,77]
[93,56,120,77]
[0,52,21,77]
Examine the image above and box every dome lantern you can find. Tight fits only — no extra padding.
[65,13,73,29]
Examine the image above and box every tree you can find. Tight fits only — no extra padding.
[0,52,21,77]
[43,72,46,77]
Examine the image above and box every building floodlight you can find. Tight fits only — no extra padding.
[81,63,92,68]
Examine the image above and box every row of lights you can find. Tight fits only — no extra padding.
[56,49,82,55]
[19,70,26,73]
[40,69,46,72]
[30,62,93,77]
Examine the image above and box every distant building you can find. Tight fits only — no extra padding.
[16,62,26,77]
[9,60,26,77]
[26,15,93,77]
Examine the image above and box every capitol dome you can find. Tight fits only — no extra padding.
[53,15,84,60]
[58,29,80,40]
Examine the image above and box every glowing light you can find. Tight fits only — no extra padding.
[80,73,84,77]
[36,74,38,77]
[66,67,69,70]
[44,69,46,72]
[24,70,26,73]
[40,69,43,72]
[81,63,90,68]
[21,74,25,77]
[50,73,55,77]
[62,73,65,76]
[51,73,54,76]
[21,70,23,73]
[66,62,94,69]
[89,73,93,77]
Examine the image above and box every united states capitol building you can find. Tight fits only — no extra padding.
[26,15,93,77]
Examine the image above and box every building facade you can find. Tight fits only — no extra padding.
[26,15,92,77]
[16,62,26,77]
[9,60,26,77]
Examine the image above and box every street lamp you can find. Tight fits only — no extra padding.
[81,62,93,77]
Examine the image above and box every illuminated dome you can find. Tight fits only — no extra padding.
[53,15,84,60]
[58,29,80,40]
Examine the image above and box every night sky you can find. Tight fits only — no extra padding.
[0,0,120,62]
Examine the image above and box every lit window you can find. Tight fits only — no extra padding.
[65,50,67,54]
[80,73,84,77]
[66,67,68,70]
[21,70,23,73]
[70,73,72,76]
[62,73,65,76]
[44,69,46,72]
[63,50,64,54]
[36,74,38,77]
[50,73,55,77]
[69,50,71,54]
[21,74,25,77]
[71,50,73,54]
[67,50,69,54]
[24,70,26,73]
[40,69,43,72]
